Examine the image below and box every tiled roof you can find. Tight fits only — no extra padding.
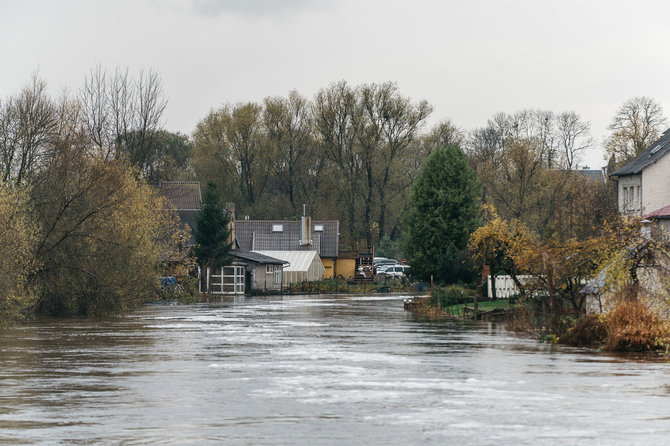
[644,203,670,219]
[154,181,202,245]
[235,220,339,258]
[576,169,605,182]
[610,128,670,177]
[155,181,202,210]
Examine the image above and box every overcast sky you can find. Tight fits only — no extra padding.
[2,0,670,168]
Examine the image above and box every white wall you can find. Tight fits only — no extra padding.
[642,153,670,214]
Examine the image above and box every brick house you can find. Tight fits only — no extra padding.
[610,129,670,218]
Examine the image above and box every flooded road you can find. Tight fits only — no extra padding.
[1,294,669,445]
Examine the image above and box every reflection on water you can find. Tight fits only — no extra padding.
[0,294,669,445]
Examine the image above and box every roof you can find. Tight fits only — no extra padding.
[610,128,670,177]
[154,181,202,210]
[154,181,202,245]
[233,250,287,265]
[644,203,670,219]
[235,220,339,258]
[253,250,322,272]
[576,169,605,182]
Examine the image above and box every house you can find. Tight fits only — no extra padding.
[155,183,289,294]
[232,250,287,293]
[234,217,345,279]
[154,181,202,245]
[610,129,670,218]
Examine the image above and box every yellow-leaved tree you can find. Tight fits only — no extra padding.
[0,184,39,325]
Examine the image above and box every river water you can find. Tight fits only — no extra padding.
[0,294,669,445]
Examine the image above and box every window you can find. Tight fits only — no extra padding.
[274,265,282,284]
[266,265,273,274]
[314,224,324,232]
[623,187,631,212]
[272,224,283,232]
[636,186,640,211]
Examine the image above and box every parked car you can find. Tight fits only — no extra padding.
[374,257,398,268]
[382,264,411,278]
[376,264,393,274]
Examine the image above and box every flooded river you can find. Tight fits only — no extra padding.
[1,294,669,445]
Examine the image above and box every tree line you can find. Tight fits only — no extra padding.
[0,71,189,324]
[2,67,667,323]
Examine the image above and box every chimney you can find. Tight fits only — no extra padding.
[301,215,312,246]
[225,202,236,246]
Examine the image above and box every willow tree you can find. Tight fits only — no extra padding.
[0,185,39,325]
[401,144,481,282]
[31,138,187,316]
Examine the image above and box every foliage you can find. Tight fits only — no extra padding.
[560,315,607,348]
[0,185,39,325]
[194,182,232,270]
[32,152,187,316]
[401,145,481,282]
[468,206,532,276]
[604,299,670,352]
[376,235,400,260]
[430,284,474,309]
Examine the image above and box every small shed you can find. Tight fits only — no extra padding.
[253,250,325,284]
[233,250,288,293]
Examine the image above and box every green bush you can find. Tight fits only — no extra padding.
[430,284,474,309]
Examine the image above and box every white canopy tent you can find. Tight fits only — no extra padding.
[253,250,325,284]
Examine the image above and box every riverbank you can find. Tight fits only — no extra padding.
[405,293,670,354]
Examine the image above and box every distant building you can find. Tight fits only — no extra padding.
[154,181,202,245]
[254,250,325,285]
[234,217,344,279]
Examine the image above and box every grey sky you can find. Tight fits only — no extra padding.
[2,0,669,168]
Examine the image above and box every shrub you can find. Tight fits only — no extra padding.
[560,315,607,347]
[430,284,473,309]
[605,300,670,352]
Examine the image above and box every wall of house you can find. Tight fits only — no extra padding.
[250,264,282,292]
[322,258,335,279]
[617,174,642,216]
[642,153,670,214]
[335,258,356,279]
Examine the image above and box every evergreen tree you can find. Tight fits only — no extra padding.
[193,183,232,291]
[401,145,482,282]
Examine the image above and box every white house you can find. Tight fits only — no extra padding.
[610,128,670,219]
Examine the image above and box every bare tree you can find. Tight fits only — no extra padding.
[556,111,593,170]
[80,66,167,174]
[0,74,58,186]
[423,119,464,153]
[263,90,313,212]
[605,96,667,162]
[313,81,361,242]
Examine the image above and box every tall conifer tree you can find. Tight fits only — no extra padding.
[194,183,232,291]
[401,145,481,282]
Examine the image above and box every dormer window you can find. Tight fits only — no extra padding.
[272,224,283,232]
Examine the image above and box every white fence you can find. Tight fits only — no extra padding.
[487,275,533,299]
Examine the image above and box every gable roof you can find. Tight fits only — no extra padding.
[235,220,339,258]
[610,128,670,177]
[576,169,605,182]
[155,181,202,210]
[154,181,202,245]
[233,250,288,265]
